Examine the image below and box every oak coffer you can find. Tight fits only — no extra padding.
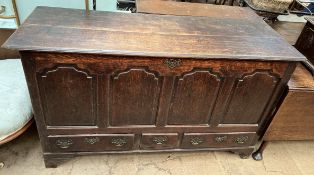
[2,6,305,167]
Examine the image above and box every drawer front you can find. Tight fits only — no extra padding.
[48,134,134,152]
[140,133,179,150]
[181,133,256,149]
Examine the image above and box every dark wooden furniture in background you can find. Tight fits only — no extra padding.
[136,0,237,6]
[137,0,244,16]
[252,18,314,161]
[0,29,19,59]
[268,21,305,45]
[294,17,314,75]
[3,6,304,167]
[265,64,314,141]
[252,63,314,160]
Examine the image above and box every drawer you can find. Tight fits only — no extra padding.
[140,133,179,150]
[48,134,134,152]
[181,132,256,149]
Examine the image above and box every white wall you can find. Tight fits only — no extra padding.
[0,0,94,28]
[0,0,119,28]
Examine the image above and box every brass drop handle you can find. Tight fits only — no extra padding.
[85,137,99,144]
[235,136,249,144]
[111,138,127,147]
[56,139,73,149]
[215,136,227,143]
[152,136,168,145]
[164,59,182,69]
[190,137,204,145]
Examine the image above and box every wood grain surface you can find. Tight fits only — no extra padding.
[288,64,314,90]
[137,0,251,18]
[264,64,314,141]
[0,29,19,59]
[3,6,304,61]
[8,6,305,167]
[268,21,305,46]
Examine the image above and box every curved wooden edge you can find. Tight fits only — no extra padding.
[0,116,34,145]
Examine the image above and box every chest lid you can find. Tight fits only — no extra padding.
[2,6,305,61]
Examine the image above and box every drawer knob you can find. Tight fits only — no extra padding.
[190,137,204,145]
[111,138,127,147]
[85,137,100,144]
[235,136,249,144]
[56,139,73,149]
[152,136,168,145]
[164,59,181,69]
[215,136,227,143]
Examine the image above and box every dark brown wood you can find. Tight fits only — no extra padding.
[0,28,19,59]
[251,19,314,161]
[137,0,249,17]
[20,51,296,167]
[269,21,305,46]
[110,69,162,126]
[3,6,304,61]
[135,0,313,162]
[222,71,279,124]
[3,7,304,167]
[264,64,314,141]
[38,66,97,126]
[140,133,179,149]
[254,64,314,160]
[295,17,314,73]
[48,134,135,152]
[181,132,256,149]
[43,145,255,167]
[167,70,221,125]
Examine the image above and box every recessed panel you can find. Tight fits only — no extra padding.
[167,70,222,125]
[222,71,279,124]
[110,68,162,126]
[39,66,96,126]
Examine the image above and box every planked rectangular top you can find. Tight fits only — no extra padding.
[2,6,305,61]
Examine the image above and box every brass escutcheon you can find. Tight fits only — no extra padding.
[164,59,182,69]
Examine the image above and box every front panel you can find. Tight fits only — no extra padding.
[109,68,162,126]
[38,65,97,126]
[167,69,222,125]
[21,52,292,156]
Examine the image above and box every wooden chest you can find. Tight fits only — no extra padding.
[264,64,314,141]
[3,6,305,167]
[294,17,314,74]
